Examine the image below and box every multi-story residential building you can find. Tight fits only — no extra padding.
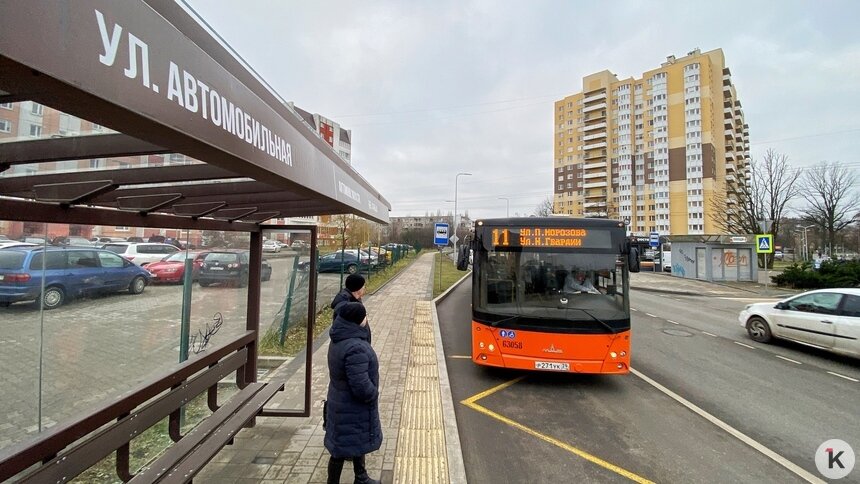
[553,48,750,236]
[287,103,352,163]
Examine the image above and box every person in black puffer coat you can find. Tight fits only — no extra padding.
[325,302,382,484]
[331,273,371,344]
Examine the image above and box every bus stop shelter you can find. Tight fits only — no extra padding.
[0,1,389,480]
[668,235,758,282]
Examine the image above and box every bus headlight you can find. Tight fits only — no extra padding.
[488,344,495,352]
[610,352,617,358]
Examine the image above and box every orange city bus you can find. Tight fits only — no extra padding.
[456,217,640,374]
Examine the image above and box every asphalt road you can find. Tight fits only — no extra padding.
[0,257,342,449]
[438,279,860,483]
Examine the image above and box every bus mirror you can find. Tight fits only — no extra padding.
[628,247,640,273]
[456,244,470,271]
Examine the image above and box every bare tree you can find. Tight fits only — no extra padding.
[534,196,554,217]
[800,161,860,255]
[712,149,800,235]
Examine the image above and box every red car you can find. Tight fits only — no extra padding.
[146,251,209,283]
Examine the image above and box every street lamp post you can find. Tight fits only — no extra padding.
[798,224,815,261]
[453,172,472,257]
[498,197,510,218]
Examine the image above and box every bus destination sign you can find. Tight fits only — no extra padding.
[487,227,611,249]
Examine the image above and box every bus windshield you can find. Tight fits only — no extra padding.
[475,249,628,332]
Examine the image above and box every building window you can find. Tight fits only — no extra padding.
[0,102,13,110]
[29,124,42,137]
[30,102,43,116]
[0,119,11,133]
[115,226,129,232]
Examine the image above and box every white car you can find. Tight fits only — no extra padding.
[262,240,281,253]
[102,242,180,266]
[739,288,860,357]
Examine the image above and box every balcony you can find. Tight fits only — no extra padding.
[583,92,607,104]
[584,150,605,160]
[581,121,606,132]
[583,102,607,113]
[583,181,608,189]
[584,201,607,208]
[725,151,734,160]
[584,191,606,199]
[583,171,607,180]
[583,131,607,142]
[584,211,609,218]
[584,161,605,170]
[725,162,735,172]
[726,174,736,183]
[723,73,731,82]
[725,129,733,138]
[583,141,607,150]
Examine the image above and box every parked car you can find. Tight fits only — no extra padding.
[197,250,272,287]
[51,236,94,247]
[0,242,37,250]
[126,236,144,243]
[102,242,180,266]
[146,251,209,283]
[262,240,281,253]
[20,236,48,245]
[0,235,10,242]
[739,288,860,357]
[0,246,151,309]
[298,251,368,274]
[774,250,784,261]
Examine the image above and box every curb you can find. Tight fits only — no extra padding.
[431,277,470,484]
[632,286,698,297]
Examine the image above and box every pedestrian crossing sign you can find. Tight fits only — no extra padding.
[756,234,773,254]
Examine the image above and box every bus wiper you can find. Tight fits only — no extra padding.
[562,307,618,334]
[490,314,519,327]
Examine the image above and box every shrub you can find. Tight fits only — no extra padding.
[772,259,860,289]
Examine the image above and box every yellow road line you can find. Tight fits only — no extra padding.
[461,376,526,405]
[460,377,655,483]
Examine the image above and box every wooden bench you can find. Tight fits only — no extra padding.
[2,333,284,483]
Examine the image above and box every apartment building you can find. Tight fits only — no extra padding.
[553,48,750,236]
[287,103,352,163]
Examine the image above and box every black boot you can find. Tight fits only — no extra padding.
[328,456,345,484]
[352,455,381,484]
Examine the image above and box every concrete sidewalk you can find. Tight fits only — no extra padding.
[632,271,798,297]
[197,252,463,484]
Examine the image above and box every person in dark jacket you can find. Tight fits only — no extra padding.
[325,302,382,484]
[331,273,371,343]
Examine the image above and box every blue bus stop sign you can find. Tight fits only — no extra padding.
[649,232,660,248]
[434,223,449,246]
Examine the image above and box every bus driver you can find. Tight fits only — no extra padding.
[564,270,600,294]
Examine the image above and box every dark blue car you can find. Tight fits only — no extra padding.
[298,251,369,274]
[0,246,151,309]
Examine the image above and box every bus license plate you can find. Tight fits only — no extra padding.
[535,361,569,371]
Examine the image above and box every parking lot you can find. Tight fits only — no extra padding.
[0,256,343,449]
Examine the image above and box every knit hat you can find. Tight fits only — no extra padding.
[345,273,366,292]
[339,302,367,324]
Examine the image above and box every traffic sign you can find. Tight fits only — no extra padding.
[449,234,459,244]
[434,223,449,246]
[649,232,660,248]
[756,234,773,254]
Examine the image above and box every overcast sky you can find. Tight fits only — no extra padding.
[184,0,860,219]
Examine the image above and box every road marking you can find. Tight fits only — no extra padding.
[701,331,717,337]
[827,371,859,383]
[448,355,472,359]
[733,342,755,349]
[645,313,657,318]
[666,320,679,325]
[631,308,639,312]
[774,355,802,365]
[631,368,825,484]
[461,378,655,483]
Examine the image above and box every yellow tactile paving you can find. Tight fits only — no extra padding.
[394,301,449,484]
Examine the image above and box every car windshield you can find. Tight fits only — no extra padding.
[163,252,193,262]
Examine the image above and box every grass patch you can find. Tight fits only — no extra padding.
[259,251,419,356]
[432,251,466,298]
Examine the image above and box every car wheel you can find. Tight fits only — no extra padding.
[238,273,249,287]
[746,316,772,343]
[262,270,271,282]
[346,264,358,274]
[199,281,211,287]
[42,286,65,310]
[129,276,146,294]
